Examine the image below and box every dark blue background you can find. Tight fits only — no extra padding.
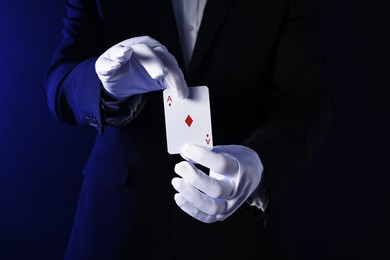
[0,0,389,259]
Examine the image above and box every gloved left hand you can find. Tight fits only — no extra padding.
[172,144,264,223]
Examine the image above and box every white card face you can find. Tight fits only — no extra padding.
[163,86,213,154]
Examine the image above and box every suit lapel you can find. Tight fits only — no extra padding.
[187,0,236,78]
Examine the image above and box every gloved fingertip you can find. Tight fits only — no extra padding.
[108,46,132,63]
[171,177,180,189]
[174,161,183,173]
[122,48,133,60]
[96,60,121,76]
[174,193,185,206]
[181,143,204,157]
[174,160,193,176]
[109,62,121,71]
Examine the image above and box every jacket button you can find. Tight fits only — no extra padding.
[85,114,99,128]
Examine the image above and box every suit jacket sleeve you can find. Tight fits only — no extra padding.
[241,0,335,221]
[44,0,102,130]
[44,0,144,135]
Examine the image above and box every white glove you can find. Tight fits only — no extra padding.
[172,144,264,223]
[95,36,188,99]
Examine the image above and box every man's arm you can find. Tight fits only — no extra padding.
[242,0,334,220]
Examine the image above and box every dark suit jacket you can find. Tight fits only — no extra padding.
[45,0,334,259]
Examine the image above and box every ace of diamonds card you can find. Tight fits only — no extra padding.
[163,86,213,154]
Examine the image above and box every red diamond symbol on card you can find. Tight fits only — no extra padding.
[185,115,193,127]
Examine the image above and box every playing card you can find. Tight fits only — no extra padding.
[163,86,213,154]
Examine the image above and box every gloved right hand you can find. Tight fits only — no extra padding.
[95,36,188,99]
[172,144,263,223]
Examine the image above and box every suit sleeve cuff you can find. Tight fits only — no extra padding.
[101,89,146,126]
[246,171,269,212]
